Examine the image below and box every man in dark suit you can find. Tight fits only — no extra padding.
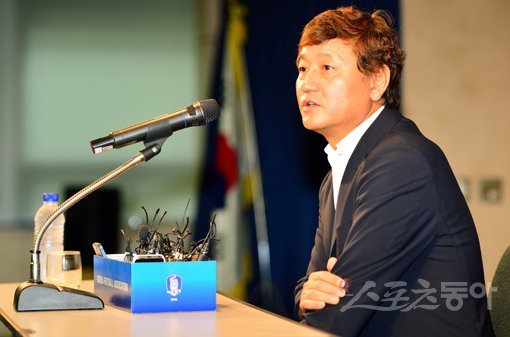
[293,6,495,337]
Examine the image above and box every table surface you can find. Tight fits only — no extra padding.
[0,281,333,337]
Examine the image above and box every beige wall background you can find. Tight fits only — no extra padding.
[402,0,510,283]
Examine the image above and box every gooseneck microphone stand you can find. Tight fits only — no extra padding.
[13,143,163,311]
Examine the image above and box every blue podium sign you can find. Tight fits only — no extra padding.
[94,255,216,313]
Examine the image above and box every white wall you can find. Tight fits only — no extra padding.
[0,0,221,283]
[5,0,206,234]
[402,0,510,282]
[0,0,19,224]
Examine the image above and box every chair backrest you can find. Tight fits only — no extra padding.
[491,244,510,337]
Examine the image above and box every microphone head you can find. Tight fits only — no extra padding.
[197,99,220,124]
[138,225,149,241]
[90,135,115,154]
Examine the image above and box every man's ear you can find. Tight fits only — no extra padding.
[369,65,390,102]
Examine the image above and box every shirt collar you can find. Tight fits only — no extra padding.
[324,105,386,159]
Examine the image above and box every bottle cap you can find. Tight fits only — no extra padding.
[42,193,59,202]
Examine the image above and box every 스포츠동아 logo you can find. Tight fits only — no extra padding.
[166,274,182,296]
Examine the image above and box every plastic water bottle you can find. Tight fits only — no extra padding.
[34,193,65,281]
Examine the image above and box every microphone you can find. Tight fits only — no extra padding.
[139,225,150,242]
[90,99,220,154]
[136,225,150,255]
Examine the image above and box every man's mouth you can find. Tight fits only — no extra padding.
[303,99,319,108]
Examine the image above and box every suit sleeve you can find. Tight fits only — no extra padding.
[294,171,332,319]
[303,143,439,336]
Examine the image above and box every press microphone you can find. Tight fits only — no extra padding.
[90,99,220,154]
[139,225,150,242]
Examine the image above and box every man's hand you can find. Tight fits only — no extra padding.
[299,257,347,310]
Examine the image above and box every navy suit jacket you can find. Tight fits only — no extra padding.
[294,107,495,337]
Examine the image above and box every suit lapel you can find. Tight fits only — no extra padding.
[329,107,402,257]
[321,172,336,256]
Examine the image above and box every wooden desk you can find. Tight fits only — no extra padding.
[0,282,333,337]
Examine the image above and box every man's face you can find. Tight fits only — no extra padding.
[296,38,378,146]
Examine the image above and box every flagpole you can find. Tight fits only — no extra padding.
[228,1,274,309]
[240,79,274,308]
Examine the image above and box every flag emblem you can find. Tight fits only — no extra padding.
[166,274,182,296]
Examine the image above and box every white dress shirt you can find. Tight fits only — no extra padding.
[325,105,385,208]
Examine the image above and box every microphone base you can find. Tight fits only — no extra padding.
[13,281,104,312]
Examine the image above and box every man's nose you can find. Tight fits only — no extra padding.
[300,70,319,92]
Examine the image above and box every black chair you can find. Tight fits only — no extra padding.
[491,244,510,337]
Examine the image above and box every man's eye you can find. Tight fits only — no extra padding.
[298,66,307,72]
[324,65,333,70]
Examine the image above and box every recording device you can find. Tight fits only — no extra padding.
[92,242,107,257]
[136,224,150,254]
[120,229,133,262]
[120,205,218,262]
[191,213,217,262]
[132,254,166,263]
[90,99,220,154]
